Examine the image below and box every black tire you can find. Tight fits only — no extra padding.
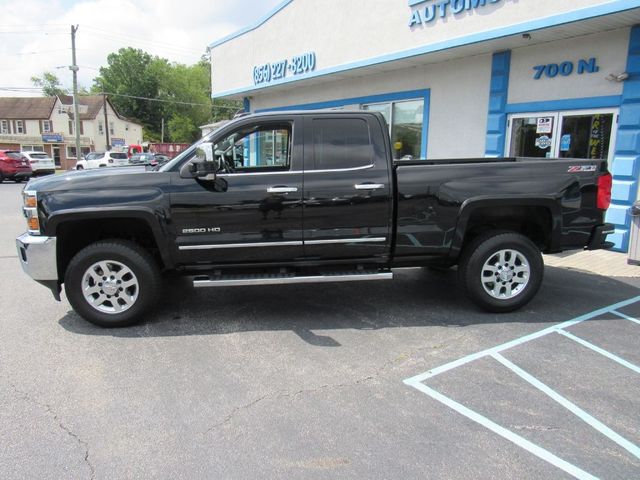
[64,240,161,327]
[459,231,543,313]
[0,173,4,183]
[14,178,23,183]
[76,165,84,170]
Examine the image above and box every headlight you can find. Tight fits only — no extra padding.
[23,191,40,234]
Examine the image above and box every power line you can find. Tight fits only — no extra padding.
[86,26,203,54]
[81,29,203,59]
[0,48,70,57]
[94,91,235,109]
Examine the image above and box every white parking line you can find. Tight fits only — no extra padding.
[611,309,640,325]
[557,329,640,374]
[403,295,640,479]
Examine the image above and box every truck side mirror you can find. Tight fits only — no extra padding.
[181,159,217,180]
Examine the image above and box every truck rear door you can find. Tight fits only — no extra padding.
[301,114,392,261]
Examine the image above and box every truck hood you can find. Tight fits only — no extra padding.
[25,166,165,193]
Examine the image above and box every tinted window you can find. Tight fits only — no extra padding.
[111,153,128,159]
[87,153,104,160]
[30,153,49,159]
[7,152,25,159]
[312,118,372,170]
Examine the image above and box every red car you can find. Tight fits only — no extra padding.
[0,150,33,183]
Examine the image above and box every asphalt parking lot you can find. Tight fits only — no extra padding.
[1,181,639,479]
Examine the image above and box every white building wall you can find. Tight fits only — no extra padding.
[508,29,628,104]
[251,54,492,159]
[211,0,613,95]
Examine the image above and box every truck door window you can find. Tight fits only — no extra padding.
[312,118,373,170]
[214,123,291,172]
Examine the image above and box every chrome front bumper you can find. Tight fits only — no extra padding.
[16,233,58,281]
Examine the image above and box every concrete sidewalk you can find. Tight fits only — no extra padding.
[544,249,640,278]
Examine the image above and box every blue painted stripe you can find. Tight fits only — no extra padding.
[209,0,293,48]
[557,330,640,374]
[485,51,511,158]
[505,95,622,114]
[611,310,640,325]
[243,97,251,113]
[493,353,640,460]
[256,89,431,159]
[405,381,599,480]
[212,0,640,98]
[403,295,640,384]
[606,25,640,252]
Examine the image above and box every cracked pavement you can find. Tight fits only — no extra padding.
[1,182,639,479]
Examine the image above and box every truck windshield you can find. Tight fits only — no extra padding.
[157,130,218,172]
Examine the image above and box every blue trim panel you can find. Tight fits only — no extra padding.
[243,97,251,113]
[505,95,623,114]
[212,0,640,98]
[209,0,293,48]
[485,51,511,158]
[606,25,640,252]
[256,89,431,159]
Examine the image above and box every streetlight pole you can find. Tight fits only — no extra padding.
[70,25,81,163]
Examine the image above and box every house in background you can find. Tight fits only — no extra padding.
[0,95,143,170]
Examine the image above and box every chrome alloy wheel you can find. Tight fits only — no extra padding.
[480,249,530,300]
[81,260,139,314]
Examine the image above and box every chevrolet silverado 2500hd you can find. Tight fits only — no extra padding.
[16,111,613,327]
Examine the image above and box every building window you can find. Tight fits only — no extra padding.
[362,99,424,160]
[22,145,45,152]
[0,120,8,134]
[16,120,25,134]
[109,122,115,135]
[80,121,84,136]
[68,120,74,135]
[67,146,91,159]
[42,120,52,133]
[98,121,104,135]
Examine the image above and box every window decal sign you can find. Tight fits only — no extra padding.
[536,117,553,134]
[535,135,552,150]
[409,0,502,27]
[560,134,571,152]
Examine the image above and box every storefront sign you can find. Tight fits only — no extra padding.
[533,58,600,80]
[42,133,63,143]
[409,0,502,27]
[253,52,317,86]
[111,138,126,146]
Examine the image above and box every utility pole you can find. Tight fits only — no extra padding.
[70,25,81,162]
[102,84,110,150]
[161,117,164,143]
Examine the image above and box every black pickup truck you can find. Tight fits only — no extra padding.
[16,111,614,327]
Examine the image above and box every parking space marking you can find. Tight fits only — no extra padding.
[611,310,640,325]
[407,380,599,480]
[492,353,640,460]
[404,295,640,479]
[557,329,640,374]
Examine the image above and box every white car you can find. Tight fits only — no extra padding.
[21,151,55,176]
[75,151,129,170]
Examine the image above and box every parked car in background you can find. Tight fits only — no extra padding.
[129,153,156,166]
[21,151,55,176]
[75,151,129,170]
[0,150,32,183]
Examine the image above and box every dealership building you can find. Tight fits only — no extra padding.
[209,0,640,251]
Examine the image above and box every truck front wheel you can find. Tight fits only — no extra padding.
[64,240,161,327]
[459,231,543,313]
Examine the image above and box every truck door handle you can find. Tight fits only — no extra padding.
[354,183,385,190]
[267,186,298,194]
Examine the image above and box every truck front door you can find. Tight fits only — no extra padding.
[302,114,392,261]
[170,116,304,265]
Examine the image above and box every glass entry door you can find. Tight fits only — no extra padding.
[506,109,618,162]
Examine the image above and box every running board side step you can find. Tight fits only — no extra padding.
[193,270,393,288]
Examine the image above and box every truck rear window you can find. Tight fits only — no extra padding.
[111,153,128,159]
[312,118,373,170]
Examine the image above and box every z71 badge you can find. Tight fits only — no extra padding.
[568,165,597,173]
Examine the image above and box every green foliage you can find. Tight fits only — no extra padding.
[91,48,240,143]
[31,72,67,97]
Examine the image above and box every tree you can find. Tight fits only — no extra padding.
[31,72,67,97]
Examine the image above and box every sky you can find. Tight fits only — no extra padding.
[0,0,284,97]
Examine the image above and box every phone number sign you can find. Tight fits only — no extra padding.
[253,52,316,86]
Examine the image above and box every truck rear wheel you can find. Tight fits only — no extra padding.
[459,231,543,313]
[64,240,161,327]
